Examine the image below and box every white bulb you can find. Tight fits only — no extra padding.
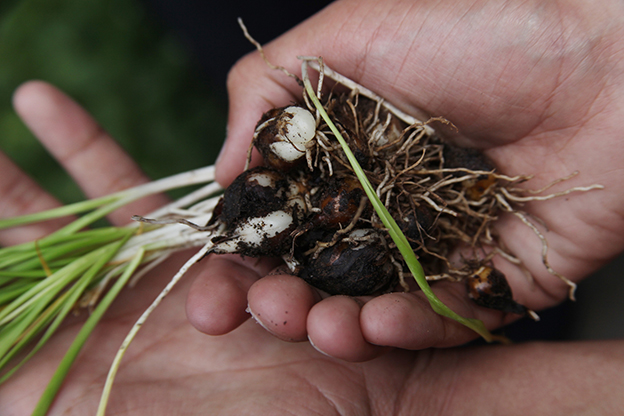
[270,106,316,162]
[282,106,316,148]
[269,141,305,162]
[247,172,277,188]
[214,210,294,253]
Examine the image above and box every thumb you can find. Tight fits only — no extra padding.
[216,50,303,186]
[215,0,365,186]
[215,0,420,186]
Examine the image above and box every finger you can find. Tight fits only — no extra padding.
[217,52,303,186]
[216,0,472,186]
[359,282,508,350]
[217,2,356,186]
[0,151,70,245]
[246,273,320,342]
[12,81,168,225]
[307,295,385,362]
[186,254,280,335]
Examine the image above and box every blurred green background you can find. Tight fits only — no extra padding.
[0,0,226,203]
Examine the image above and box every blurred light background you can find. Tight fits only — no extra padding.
[0,0,621,341]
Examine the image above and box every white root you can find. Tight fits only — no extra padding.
[495,193,578,300]
[513,209,577,301]
[499,184,604,203]
[420,193,458,216]
[238,18,298,83]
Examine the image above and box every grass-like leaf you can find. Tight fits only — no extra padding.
[0,165,219,416]
[31,246,145,416]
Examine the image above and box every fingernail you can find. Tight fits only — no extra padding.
[307,335,332,358]
[246,304,271,332]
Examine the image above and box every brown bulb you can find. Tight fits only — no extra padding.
[465,266,527,315]
[298,229,396,296]
[219,166,288,227]
[312,177,368,228]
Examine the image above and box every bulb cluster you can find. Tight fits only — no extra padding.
[207,104,398,296]
[205,97,534,316]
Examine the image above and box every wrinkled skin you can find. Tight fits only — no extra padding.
[2,0,624,414]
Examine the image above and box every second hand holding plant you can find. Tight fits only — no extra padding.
[0,56,602,415]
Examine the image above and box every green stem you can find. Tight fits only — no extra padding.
[0,289,70,382]
[0,165,216,232]
[0,195,119,230]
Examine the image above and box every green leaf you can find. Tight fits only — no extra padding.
[31,246,145,416]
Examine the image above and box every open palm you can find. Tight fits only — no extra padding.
[3,249,622,415]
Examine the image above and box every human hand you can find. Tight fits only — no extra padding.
[188,0,624,360]
[2,78,623,416]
